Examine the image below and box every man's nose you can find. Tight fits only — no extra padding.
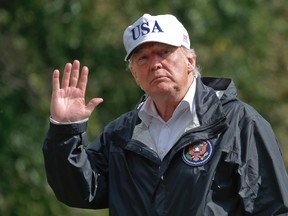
[150,54,163,70]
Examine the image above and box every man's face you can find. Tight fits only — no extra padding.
[129,42,195,98]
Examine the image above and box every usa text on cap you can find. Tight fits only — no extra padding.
[123,14,190,61]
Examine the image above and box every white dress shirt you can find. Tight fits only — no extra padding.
[138,80,199,160]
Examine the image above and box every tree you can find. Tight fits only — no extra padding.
[0,0,287,215]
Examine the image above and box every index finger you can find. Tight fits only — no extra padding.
[77,66,89,95]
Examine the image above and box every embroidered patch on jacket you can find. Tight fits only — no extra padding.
[182,140,213,166]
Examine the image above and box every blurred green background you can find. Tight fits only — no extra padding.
[0,0,287,215]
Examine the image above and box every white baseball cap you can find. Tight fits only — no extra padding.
[123,14,191,61]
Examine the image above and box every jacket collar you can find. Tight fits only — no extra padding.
[201,77,237,104]
[135,77,236,128]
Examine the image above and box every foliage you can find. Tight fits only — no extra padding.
[0,0,287,215]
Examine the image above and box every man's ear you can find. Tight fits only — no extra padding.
[186,51,196,74]
[130,65,136,78]
[187,63,193,73]
[187,57,195,73]
[130,66,140,85]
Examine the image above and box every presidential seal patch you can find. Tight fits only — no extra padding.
[182,140,213,166]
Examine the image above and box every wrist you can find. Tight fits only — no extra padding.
[49,117,89,125]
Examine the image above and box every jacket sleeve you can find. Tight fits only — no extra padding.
[237,110,288,215]
[42,121,108,209]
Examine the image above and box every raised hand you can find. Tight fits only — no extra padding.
[50,60,103,123]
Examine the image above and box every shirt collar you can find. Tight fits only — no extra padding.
[139,79,197,127]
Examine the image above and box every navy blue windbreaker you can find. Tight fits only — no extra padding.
[43,77,288,215]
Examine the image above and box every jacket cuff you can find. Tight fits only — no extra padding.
[49,121,88,135]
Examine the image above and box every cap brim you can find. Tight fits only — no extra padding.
[124,38,181,61]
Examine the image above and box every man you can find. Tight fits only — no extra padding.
[43,14,288,215]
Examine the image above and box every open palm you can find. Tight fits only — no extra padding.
[50,60,103,123]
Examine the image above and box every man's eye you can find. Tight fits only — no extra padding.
[160,48,173,57]
[136,55,148,64]
[164,49,172,54]
[138,55,147,61]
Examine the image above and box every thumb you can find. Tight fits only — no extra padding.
[86,98,104,113]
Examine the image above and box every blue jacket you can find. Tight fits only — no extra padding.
[43,77,288,215]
